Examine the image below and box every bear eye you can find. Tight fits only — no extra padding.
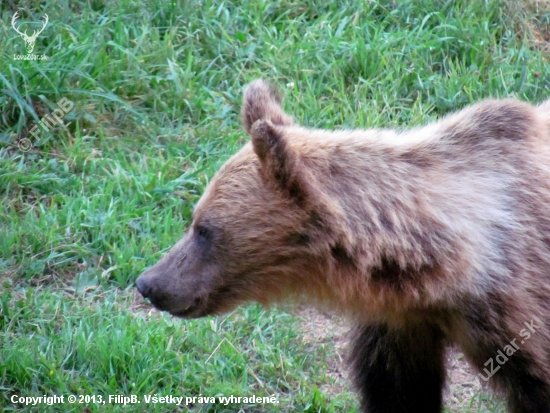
[196,225,209,239]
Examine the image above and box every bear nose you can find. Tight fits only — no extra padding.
[136,276,152,298]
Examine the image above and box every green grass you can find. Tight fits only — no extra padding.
[0,0,549,411]
[2,287,346,412]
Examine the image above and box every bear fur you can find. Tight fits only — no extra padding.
[136,80,550,413]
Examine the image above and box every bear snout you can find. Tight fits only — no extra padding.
[135,272,168,310]
[135,269,173,310]
[135,268,208,317]
[135,275,152,298]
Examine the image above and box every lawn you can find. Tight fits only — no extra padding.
[1,0,549,411]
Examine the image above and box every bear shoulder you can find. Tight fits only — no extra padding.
[437,98,538,144]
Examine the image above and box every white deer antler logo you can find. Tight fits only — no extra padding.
[11,12,49,54]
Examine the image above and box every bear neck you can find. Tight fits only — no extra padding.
[293,127,488,319]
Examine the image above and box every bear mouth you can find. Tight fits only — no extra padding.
[168,283,240,319]
[170,297,205,318]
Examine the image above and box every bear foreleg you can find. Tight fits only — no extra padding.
[350,322,446,413]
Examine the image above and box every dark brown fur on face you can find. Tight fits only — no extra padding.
[136,80,550,412]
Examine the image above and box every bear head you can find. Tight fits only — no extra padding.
[136,80,347,318]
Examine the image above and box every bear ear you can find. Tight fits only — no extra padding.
[241,79,293,134]
[250,119,309,207]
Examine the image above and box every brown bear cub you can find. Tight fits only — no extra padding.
[136,80,550,413]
